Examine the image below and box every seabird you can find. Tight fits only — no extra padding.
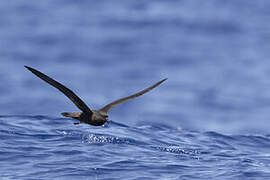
[25,66,167,126]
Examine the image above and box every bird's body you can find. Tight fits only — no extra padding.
[62,110,108,126]
[25,66,167,126]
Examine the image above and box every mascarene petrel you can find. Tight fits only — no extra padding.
[25,66,167,126]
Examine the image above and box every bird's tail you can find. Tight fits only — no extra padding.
[61,112,81,119]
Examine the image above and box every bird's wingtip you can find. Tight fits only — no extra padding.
[24,66,36,73]
[24,65,31,69]
[162,78,168,82]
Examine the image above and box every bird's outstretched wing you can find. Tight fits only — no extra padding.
[25,66,92,114]
[100,78,167,113]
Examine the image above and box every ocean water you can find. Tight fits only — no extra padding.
[1,0,270,179]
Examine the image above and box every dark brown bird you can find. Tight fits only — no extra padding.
[25,66,167,126]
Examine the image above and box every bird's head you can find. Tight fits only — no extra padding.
[99,111,109,121]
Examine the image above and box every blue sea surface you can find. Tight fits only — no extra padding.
[1,0,270,179]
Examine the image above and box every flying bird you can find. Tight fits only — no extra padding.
[25,66,167,126]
